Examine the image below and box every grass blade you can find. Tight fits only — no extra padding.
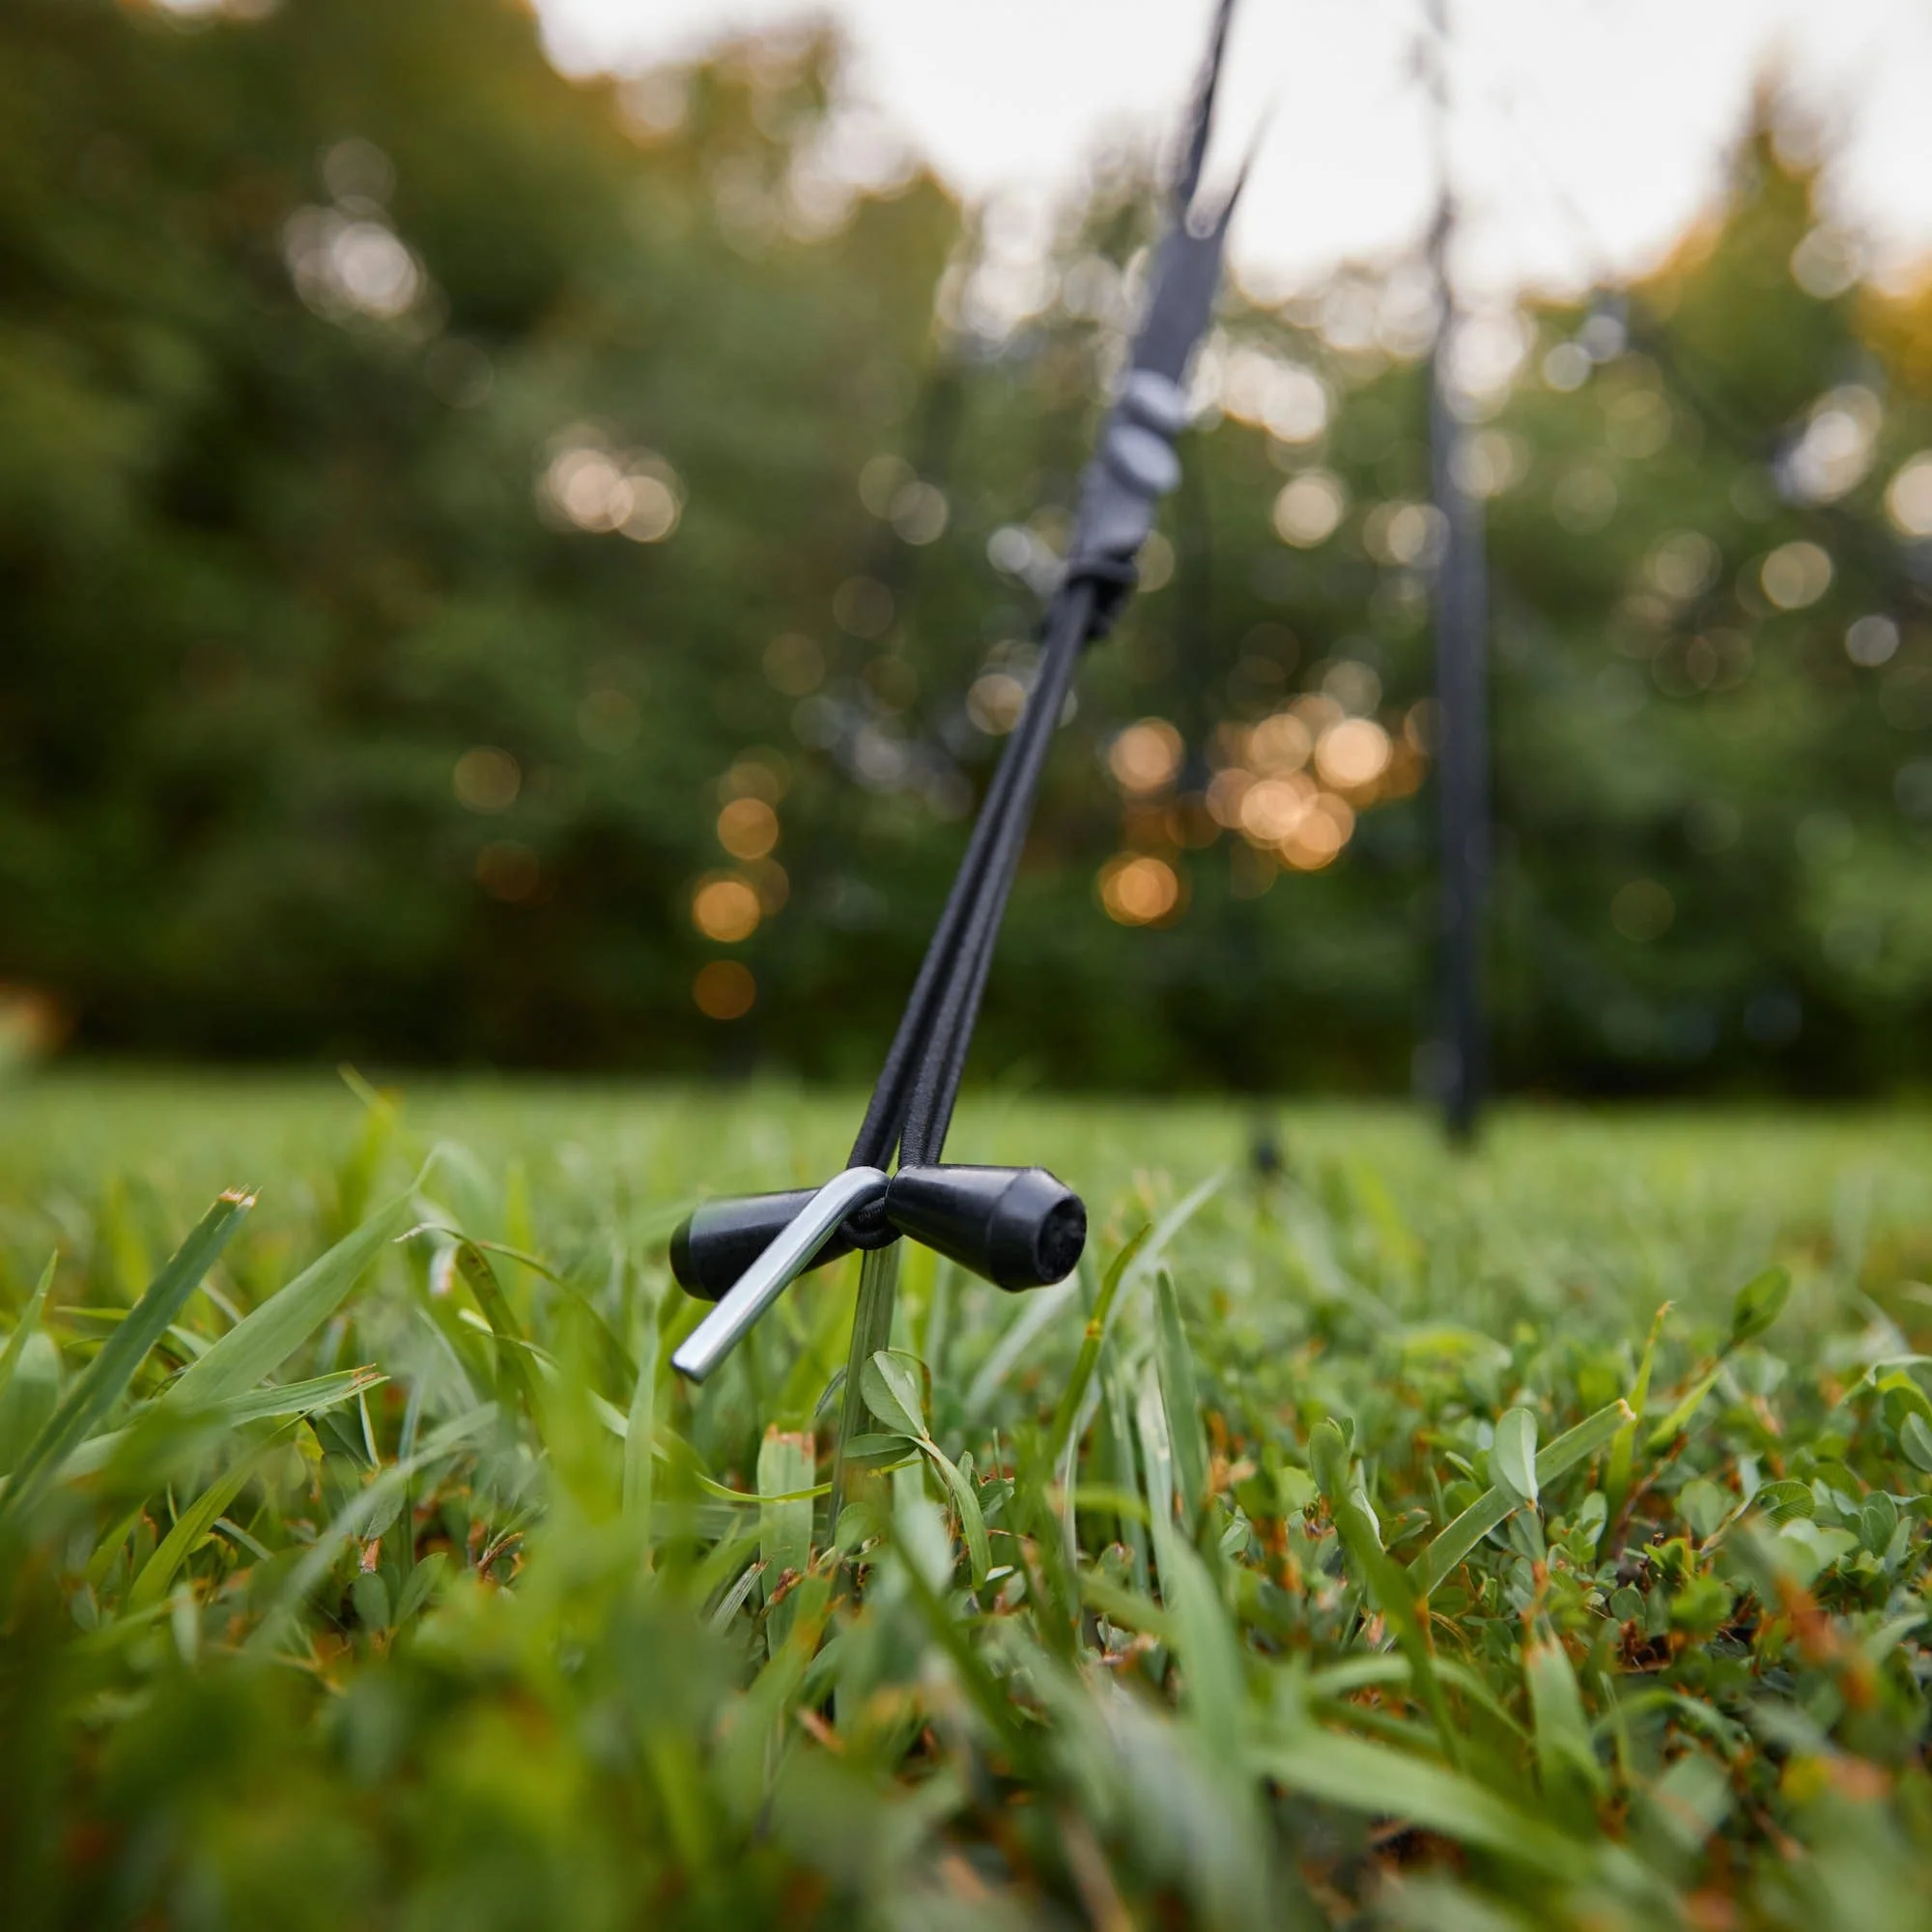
[1249,1728,1582,1879]
[0,1191,253,1527]
[451,1239,540,1419]
[63,1369,384,1480]
[1153,1268,1209,1534]
[1525,1621,1605,1824]
[246,1405,494,1652]
[885,1514,1034,1771]
[1409,1398,1631,1597]
[831,1243,899,1524]
[163,1189,410,1410]
[624,1325,658,1534]
[918,1433,991,1588]
[1159,1530,1243,1741]
[757,1427,814,1654]
[128,1439,274,1612]
[1311,1418,1460,1765]
[0,1253,57,1412]
[1045,1225,1147,1470]
[1135,1359,1177,1546]
[1646,1368,1719,1454]
[1605,1302,1666,1524]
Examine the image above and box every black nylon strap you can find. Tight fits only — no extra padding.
[898,580,1094,1166]
[841,592,1073,1172]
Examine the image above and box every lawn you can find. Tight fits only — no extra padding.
[2,1072,1930,1928]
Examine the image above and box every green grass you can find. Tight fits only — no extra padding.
[3,1072,1932,1929]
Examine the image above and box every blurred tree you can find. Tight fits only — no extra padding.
[1,0,1929,1096]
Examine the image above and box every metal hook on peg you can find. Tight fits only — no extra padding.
[669,1166,889,1383]
[668,1163,1087,1383]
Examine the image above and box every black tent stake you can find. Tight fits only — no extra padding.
[670,0,1246,1382]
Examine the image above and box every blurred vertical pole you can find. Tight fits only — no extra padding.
[1422,0,1489,1144]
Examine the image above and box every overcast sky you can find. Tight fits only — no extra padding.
[537,0,1932,305]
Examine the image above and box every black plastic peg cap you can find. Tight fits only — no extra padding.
[669,1190,859,1301]
[885,1165,1086,1292]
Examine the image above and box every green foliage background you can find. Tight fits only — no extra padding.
[4,0,1932,1094]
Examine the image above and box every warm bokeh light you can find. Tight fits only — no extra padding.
[1293,692,1345,738]
[967,669,1026,735]
[1249,711,1312,774]
[1107,718,1183,794]
[889,479,949,545]
[693,958,755,1019]
[1315,792,1354,840]
[1316,718,1393,790]
[1216,346,1329,442]
[553,450,617,530]
[1790,226,1861,298]
[1363,500,1443,568]
[1784,385,1879,502]
[620,473,680,543]
[1544,341,1590,390]
[1760,540,1833,611]
[717,796,779,859]
[1846,614,1900,667]
[860,451,950,543]
[1239,775,1312,843]
[1205,767,1251,829]
[1281,795,1353,870]
[543,440,683,540]
[1456,428,1530,497]
[721,755,788,803]
[283,184,424,324]
[453,746,521,813]
[1281,818,1341,870]
[1886,454,1932,538]
[691,874,761,943]
[1648,530,1721,600]
[1098,853,1180,925]
[1271,470,1347,548]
